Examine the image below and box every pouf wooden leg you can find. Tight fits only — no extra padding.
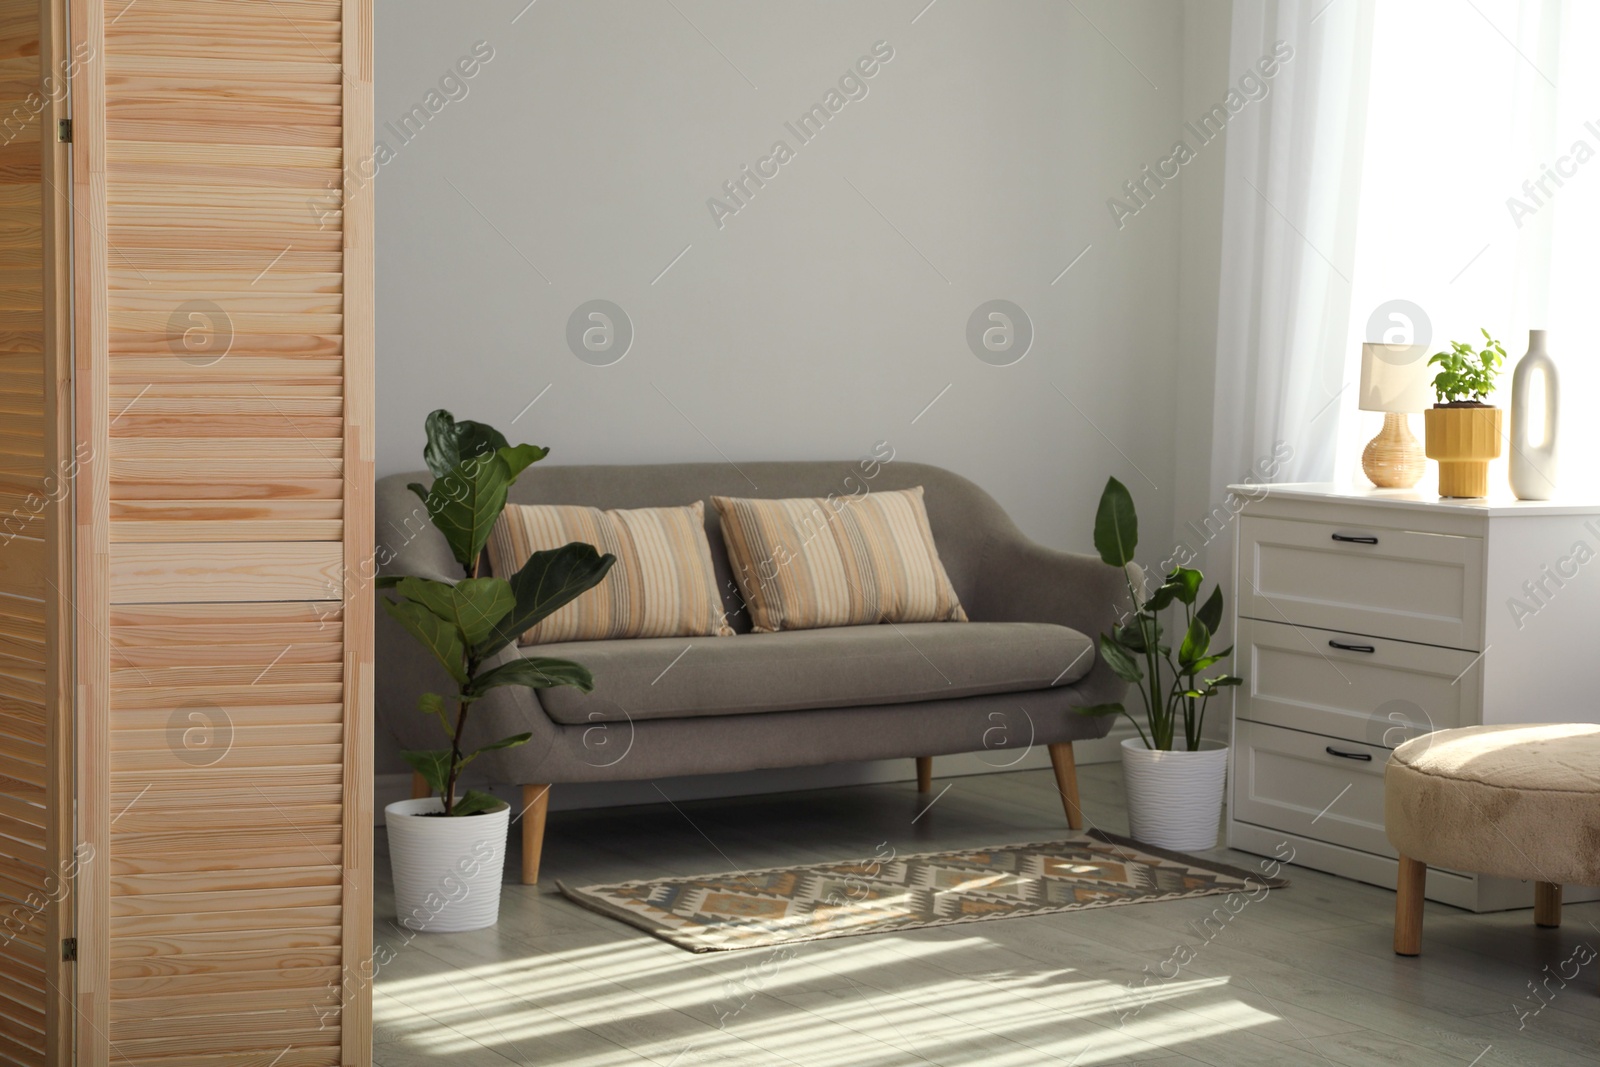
[1395,855,1426,956]
[1535,882,1562,928]
[1048,742,1083,831]
[916,757,932,793]
[411,771,430,799]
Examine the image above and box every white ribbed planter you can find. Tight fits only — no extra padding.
[385,797,510,932]
[1120,738,1229,851]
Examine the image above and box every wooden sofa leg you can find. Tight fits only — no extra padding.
[521,785,550,885]
[916,757,932,793]
[1395,854,1426,956]
[411,771,430,800]
[1535,881,1562,928]
[1047,742,1083,831]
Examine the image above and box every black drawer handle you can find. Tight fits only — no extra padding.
[1331,533,1379,545]
[1326,746,1373,762]
[1328,640,1376,654]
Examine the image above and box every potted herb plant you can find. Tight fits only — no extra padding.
[1077,477,1242,850]
[1424,329,1506,498]
[379,410,615,932]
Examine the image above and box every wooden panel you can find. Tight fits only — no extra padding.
[0,1,69,1064]
[339,2,374,1062]
[108,542,343,603]
[0,534,45,598]
[73,0,373,1063]
[71,0,115,1054]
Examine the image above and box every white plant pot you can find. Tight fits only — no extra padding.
[385,797,510,932]
[1119,738,1229,851]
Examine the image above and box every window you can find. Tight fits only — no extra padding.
[1340,0,1597,492]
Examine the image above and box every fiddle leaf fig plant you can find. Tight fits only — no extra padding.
[1075,477,1242,751]
[1428,328,1506,404]
[380,410,616,816]
[408,410,551,574]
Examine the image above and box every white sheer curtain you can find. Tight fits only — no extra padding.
[1210,1,1377,500]
[1340,0,1599,493]
[1201,0,1375,644]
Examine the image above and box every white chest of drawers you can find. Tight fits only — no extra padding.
[1225,483,1600,911]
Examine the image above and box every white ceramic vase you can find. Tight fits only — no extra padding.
[1119,738,1229,851]
[385,797,510,932]
[1509,328,1560,500]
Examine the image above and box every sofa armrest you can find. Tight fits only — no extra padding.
[374,475,461,585]
[969,533,1140,704]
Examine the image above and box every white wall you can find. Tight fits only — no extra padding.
[373,1,1233,807]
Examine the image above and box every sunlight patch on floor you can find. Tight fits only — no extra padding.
[377,934,959,1032]
[373,931,1288,1064]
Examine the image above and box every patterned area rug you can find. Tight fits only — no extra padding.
[557,830,1289,952]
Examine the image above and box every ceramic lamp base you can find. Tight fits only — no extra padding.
[1362,412,1424,489]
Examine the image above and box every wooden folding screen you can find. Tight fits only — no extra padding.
[0,1,374,1064]
[0,1,71,1063]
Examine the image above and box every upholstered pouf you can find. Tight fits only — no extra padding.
[1385,723,1600,956]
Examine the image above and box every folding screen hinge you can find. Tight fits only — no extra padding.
[57,118,71,143]
[61,937,76,962]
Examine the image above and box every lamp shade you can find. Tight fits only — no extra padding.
[1359,342,1433,413]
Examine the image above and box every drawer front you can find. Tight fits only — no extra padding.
[1232,721,1393,858]
[1238,516,1483,649]
[1236,618,1480,746]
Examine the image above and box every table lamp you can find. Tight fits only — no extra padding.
[1359,341,1431,488]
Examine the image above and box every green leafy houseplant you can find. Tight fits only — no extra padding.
[1076,477,1242,751]
[1423,329,1507,496]
[379,410,616,816]
[1428,329,1506,404]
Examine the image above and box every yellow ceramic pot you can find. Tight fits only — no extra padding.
[1424,405,1502,498]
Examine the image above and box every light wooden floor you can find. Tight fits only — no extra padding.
[371,762,1600,1065]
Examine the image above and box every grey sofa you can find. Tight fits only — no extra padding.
[375,460,1131,883]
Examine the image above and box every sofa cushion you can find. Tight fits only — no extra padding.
[486,500,734,643]
[712,487,967,632]
[534,621,1094,724]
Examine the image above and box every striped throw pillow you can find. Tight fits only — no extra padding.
[711,487,968,633]
[486,501,735,644]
